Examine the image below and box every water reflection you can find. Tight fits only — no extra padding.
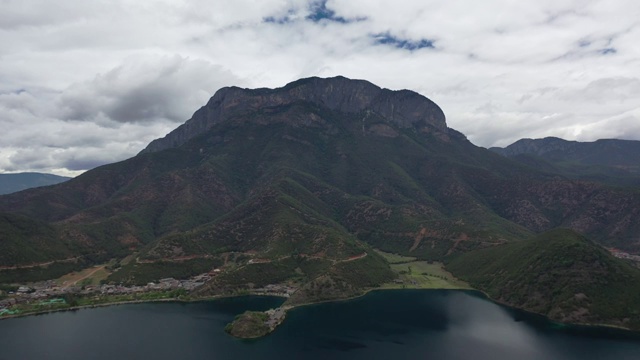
[1,291,639,360]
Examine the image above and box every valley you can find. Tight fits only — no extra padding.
[1,77,640,335]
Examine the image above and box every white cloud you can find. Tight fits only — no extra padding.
[0,0,639,175]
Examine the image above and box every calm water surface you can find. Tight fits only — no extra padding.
[1,290,639,360]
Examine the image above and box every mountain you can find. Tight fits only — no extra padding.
[0,173,70,195]
[1,77,640,315]
[490,137,640,186]
[141,76,448,154]
[448,229,640,329]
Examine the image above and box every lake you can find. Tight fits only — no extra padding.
[1,290,639,359]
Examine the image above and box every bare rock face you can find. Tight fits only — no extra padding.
[141,76,447,153]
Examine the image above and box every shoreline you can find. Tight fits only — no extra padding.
[466,288,636,333]
[1,286,636,334]
[225,284,637,338]
[278,286,637,335]
[0,294,259,321]
[0,297,191,321]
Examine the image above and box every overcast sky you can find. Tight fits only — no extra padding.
[1,0,639,176]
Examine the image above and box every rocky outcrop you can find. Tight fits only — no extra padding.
[141,76,447,153]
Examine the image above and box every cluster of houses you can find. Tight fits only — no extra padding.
[251,284,297,298]
[0,286,69,314]
[83,273,212,296]
[0,297,17,309]
[0,272,216,313]
[0,266,302,319]
[264,307,287,329]
[0,281,76,310]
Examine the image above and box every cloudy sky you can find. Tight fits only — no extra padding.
[1,0,639,176]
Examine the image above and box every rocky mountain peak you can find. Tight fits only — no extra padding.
[141,76,447,153]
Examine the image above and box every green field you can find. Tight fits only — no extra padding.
[382,260,470,290]
[374,249,416,264]
[55,265,111,287]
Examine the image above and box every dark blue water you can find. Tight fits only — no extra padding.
[1,290,639,360]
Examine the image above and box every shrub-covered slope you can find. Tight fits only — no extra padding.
[447,229,640,330]
[1,77,640,294]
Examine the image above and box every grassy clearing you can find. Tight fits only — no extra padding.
[374,249,416,264]
[78,267,111,286]
[120,253,137,266]
[382,261,470,290]
[55,265,111,287]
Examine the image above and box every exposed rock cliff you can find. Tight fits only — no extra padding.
[141,76,447,153]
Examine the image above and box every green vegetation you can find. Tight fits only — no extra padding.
[286,275,360,305]
[79,268,110,286]
[0,290,189,319]
[213,259,299,290]
[0,284,18,292]
[0,308,19,316]
[447,229,640,330]
[331,252,396,288]
[383,261,470,290]
[54,264,111,287]
[286,252,396,305]
[0,260,89,284]
[1,77,640,333]
[374,249,416,264]
[4,90,640,275]
[36,298,66,306]
[106,258,222,286]
[0,213,73,266]
[225,311,270,338]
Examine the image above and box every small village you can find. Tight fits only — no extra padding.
[0,268,297,318]
[264,306,289,330]
[250,284,297,298]
[0,273,209,316]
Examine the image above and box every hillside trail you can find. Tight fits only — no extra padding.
[0,257,80,270]
[65,265,105,287]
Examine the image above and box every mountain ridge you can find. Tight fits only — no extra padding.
[1,77,640,269]
[0,172,71,195]
[1,77,640,330]
[141,76,449,154]
[490,137,640,181]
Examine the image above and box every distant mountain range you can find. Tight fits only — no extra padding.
[0,173,70,195]
[2,77,640,330]
[490,137,640,186]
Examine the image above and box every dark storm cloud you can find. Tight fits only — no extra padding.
[59,56,240,125]
[0,53,241,176]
